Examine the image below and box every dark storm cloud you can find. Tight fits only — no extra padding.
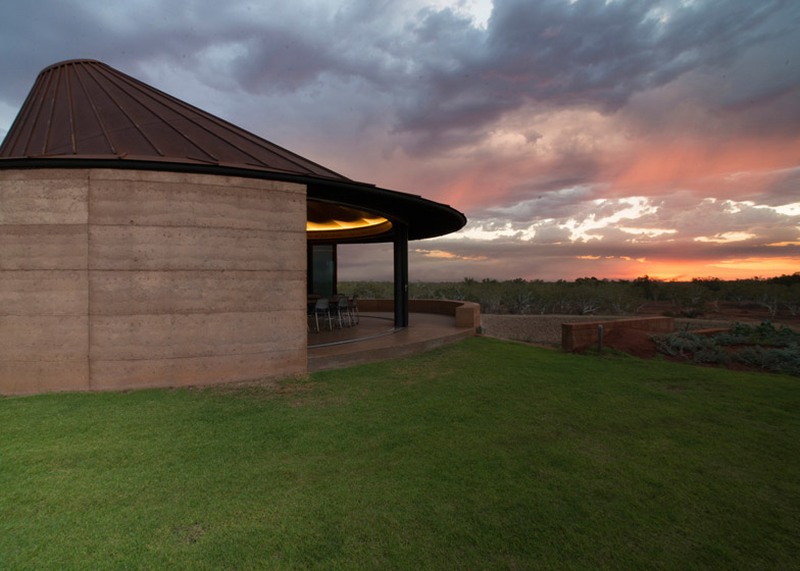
[392,0,800,152]
[0,1,219,102]
[2,0,797,147]
[229,32,338,94]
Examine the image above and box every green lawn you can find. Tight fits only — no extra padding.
[1,337,798,570]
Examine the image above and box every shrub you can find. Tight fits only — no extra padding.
[652,331,715,359]
[692,346,732,366]
[654,322,800,376]
[736,345,800,376]
[653,331,731,365]
[713,321,800,347]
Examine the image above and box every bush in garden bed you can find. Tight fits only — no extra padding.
[712,321,800,347]
[653,322,800,375]
[652,332,731,366]
[736,345,800,376]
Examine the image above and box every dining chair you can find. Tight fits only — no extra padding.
[335,296,352,328]
[311,298,334,332]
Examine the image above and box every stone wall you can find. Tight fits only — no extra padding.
[0,168,307,395]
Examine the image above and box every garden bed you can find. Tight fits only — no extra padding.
[481,314,800,376]
[480,314,740,347]
[650,321,800,376]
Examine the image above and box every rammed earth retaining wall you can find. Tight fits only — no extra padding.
[561,316,674,352]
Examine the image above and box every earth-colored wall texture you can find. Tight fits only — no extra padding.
[0,168,308,395]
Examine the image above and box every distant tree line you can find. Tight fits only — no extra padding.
[339,273,800,318]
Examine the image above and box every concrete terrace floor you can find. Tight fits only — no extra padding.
[307,312,476,372]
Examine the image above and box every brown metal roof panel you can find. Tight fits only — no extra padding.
[72,63,121,154]
[101,61,349,179]
[0,59,350,181]
[1,71,49,156]
[82,64,165,156]
[45,70,76,154]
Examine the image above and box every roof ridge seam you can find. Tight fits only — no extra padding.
[73,62,118,154]
[84,64,164,157]
[102,65,223,163]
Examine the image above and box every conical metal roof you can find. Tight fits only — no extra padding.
[0,59,348,181]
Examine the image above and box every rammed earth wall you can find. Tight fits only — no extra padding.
[0,168,307,395]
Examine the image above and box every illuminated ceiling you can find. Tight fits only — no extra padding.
[306,200,393,241]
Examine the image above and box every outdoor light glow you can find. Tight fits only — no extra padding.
[306,216,390,232]
[306,201,393,239]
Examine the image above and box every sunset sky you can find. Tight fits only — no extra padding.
[1,0,798,282]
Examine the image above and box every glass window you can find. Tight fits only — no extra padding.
[309,244,336,297]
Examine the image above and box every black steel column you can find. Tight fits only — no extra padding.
[393,223,409,328]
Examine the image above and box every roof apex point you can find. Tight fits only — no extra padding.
[40,58,106,73]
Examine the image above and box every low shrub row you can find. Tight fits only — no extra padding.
[653,322,800,376]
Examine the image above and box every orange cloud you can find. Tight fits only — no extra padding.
[610,137,800,196]
[413,248,488,261]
